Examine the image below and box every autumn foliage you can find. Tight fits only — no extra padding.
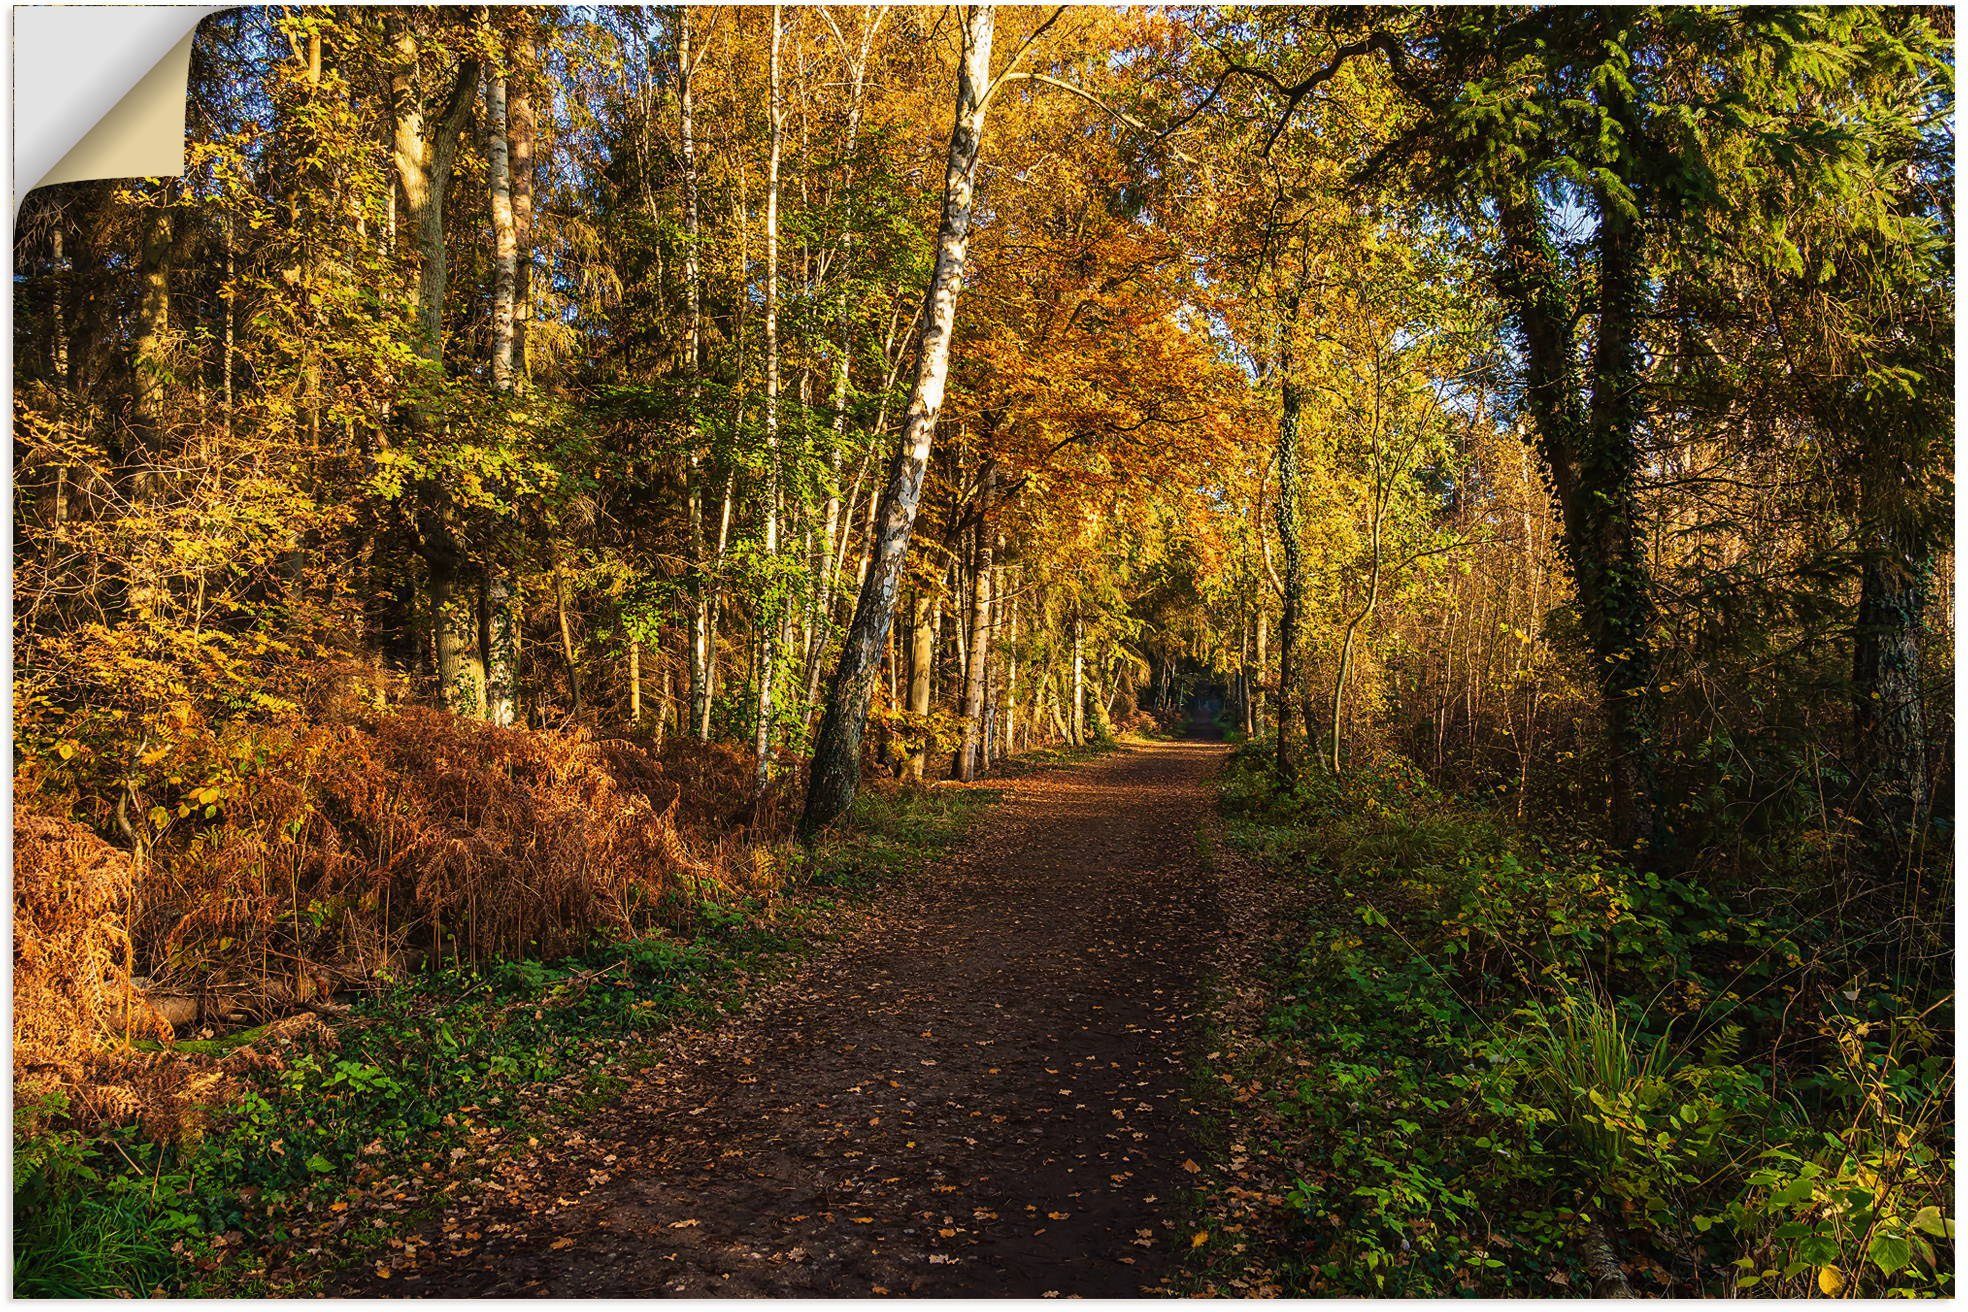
[16,698,791,1131]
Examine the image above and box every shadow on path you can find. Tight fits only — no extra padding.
[343,739,1229,1297]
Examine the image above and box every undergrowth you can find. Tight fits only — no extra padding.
[1189,743,1953,1298]
[13,781,990,1297]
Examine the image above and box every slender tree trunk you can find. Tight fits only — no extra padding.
[510,36,534,380]
[699,468,737,739]
[904,589,935,781]
[487,67,518,392]
[1331,487,1386,774]
[1071,610,1086,745]
[629,637,643,725]
[1272,290,1306,779]
[483,50,522,728]
[484,576,519,726]
[555,567,583,714]
[1254,606,1268,735]
[755,5,785,791]
[801,4,997,838]
[1004,591,1021,756]
[678,11,714,740]
[957,466,997,780]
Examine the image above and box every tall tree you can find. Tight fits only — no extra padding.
[801,3,999,837]
[484,22,521,727]
[387,12,482,717]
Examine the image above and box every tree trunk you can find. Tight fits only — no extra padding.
[1272,290,1306,779]
[509,30,535,381]
[1852,482,1930,838]
[124,195,174,618]
[800,4,997,838]
[1254,606,1268,736]
[755,4,785,792]
[484,574,519,726]
[1071,611,1086,745]
[389,20,477,363]
[1494,188,1661,852]
[957,467,997,781]
[629,637,643,725]
[555,567,583,714]
[1005,593,1021,756]
[904,589,935,782]
[389,18,480,714]
[1330,495,1384,775]
[679,10,713,741]
[434,565,486,717]
[482,49,521,729]
[486,65,518,391]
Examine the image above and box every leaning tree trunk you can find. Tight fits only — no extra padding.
[800,4,997,838]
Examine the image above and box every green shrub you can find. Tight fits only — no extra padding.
[1205,744,1954,1297]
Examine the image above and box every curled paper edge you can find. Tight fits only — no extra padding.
[17,7,219,200]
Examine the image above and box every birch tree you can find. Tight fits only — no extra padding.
[801,4,1001,837]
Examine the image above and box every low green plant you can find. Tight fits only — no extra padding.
[1200,741,1954,1297]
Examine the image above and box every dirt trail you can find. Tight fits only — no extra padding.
[346,737,1230,1297]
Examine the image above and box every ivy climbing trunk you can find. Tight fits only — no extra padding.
[1494,187,1661,853]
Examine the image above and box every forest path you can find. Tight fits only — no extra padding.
[343,734,1232,1297]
